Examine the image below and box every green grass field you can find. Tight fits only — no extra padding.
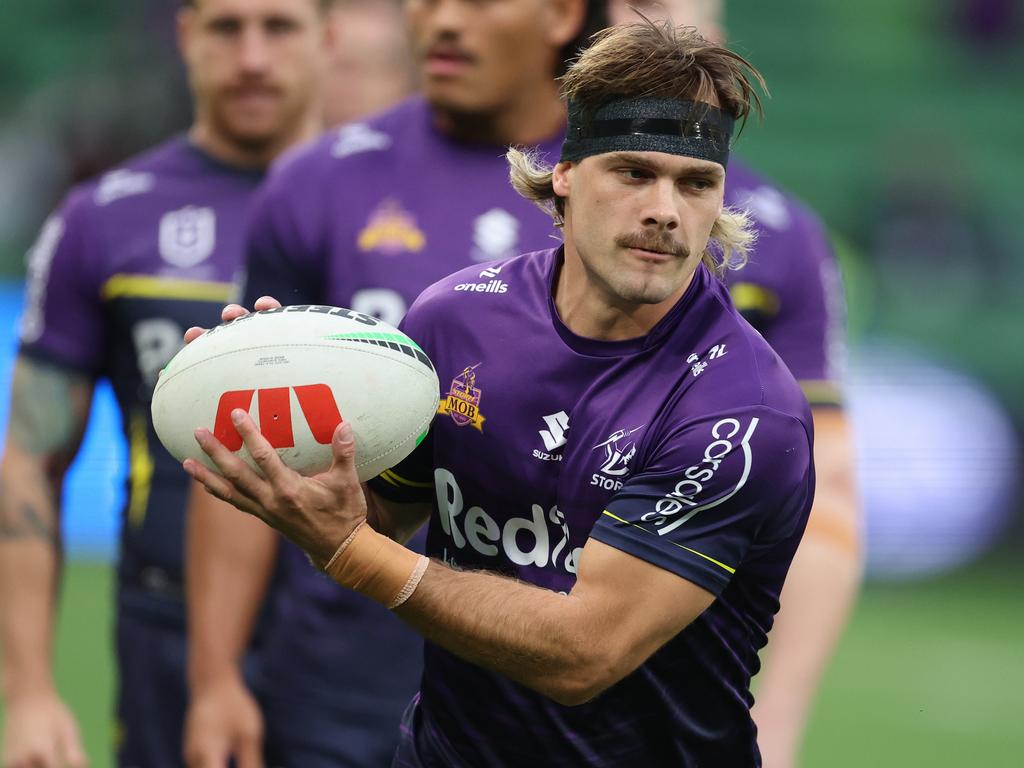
[2,558,1023,767]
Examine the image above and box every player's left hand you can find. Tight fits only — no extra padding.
[182,410,366,567]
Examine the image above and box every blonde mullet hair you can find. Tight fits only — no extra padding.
[507,146,754,275]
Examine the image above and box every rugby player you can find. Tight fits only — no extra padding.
[0,2,329,766]
[607,3,862,765]
[184,0,606,765]
[187,19,816,766]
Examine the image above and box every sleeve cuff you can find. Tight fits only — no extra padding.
[590,510,733,597]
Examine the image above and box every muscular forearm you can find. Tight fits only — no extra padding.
[395,561,602,705]
[187,416,714,709]
[0,453,61,697]
[0,359,89,700]
[186,481,279,690]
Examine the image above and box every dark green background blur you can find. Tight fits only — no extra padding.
[0,1,1021,766]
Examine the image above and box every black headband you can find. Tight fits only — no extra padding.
[560,97,735,167]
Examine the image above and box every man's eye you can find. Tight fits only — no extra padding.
[620,168,650,180]
[266,18,299,34]
[209,19,241,35]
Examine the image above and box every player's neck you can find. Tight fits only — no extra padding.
[189,115,321,170]
[553,246,693,342]
[431,82,565,146]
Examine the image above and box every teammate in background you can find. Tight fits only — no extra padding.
[188,20,816,766]
[0,2,330,766]
[183,0,607,764]
[322,0,417,127]
[607,2,862,765]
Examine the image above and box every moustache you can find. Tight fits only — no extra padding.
[221,82,284,99]
[615,232,688,259]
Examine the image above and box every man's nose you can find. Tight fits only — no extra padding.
[238,25,272,74]
[642,180,680,230]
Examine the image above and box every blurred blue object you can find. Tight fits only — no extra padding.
[849,340,1020,580]
[0,280,123,559]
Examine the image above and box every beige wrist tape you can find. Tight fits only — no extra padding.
[323,522,429,609]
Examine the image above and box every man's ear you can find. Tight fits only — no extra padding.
[552,161,574,197]
[542,0,587,49]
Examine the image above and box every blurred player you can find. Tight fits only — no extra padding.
[184,0,607,765]
[607,2,862,765]
[189,20,816,766]
[0,2,330,767]
[322,0,417,127]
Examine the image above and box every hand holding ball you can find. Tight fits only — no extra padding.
[153,305,439,482]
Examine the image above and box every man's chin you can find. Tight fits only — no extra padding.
[214,114,289,151]
[423,81,492,117]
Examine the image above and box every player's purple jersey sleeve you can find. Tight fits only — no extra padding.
[727,193,847,407]
[593,407,813,596]
[18,188,106,374]
[241,149,328,307]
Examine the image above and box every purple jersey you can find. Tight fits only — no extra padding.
[723,161,847,407]
[372,249,814,766]
[19,136,260,619]
[239,97,564,753]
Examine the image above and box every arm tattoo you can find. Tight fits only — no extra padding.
[0,501,58,546]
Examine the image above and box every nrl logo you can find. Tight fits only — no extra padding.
[437,364,486,431]
[159,205,216,268]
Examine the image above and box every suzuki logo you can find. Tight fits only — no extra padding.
[213,384,342,451]
[539,411,570,452]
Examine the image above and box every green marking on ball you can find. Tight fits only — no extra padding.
[323,331,424,353]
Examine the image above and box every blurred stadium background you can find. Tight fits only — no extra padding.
[1,0,1022,765]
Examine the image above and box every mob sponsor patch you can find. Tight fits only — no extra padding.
[437,364,486,431]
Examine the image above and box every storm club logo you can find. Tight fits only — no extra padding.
[437,364,486,431]
[357,199,426,255]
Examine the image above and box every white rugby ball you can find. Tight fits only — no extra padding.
[152,306,439,482]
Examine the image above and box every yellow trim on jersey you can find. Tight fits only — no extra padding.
[128,410,154,528]
[729,282,780,316]
[101,274,235,302]
[378,468,433,489]
[799,379,844,407]
[602,510,736,575]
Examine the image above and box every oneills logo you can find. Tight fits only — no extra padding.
[437,364,486,431]
[357,199,426,255]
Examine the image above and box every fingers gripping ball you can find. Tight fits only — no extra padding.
[153,306,439,481]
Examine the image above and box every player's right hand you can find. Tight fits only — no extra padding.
[2,690,87,768]
[183,296,283,344]
[183,674,264,768]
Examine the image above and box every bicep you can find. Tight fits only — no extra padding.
[571,538,714,679]
[806,408,859,551]
[6,356,93,463]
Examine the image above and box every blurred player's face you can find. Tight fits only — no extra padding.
[322,2,416,127]
[406,0,583,115]
[179,0,327,154]
[608,0,723,42]
[555,150,724,309]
